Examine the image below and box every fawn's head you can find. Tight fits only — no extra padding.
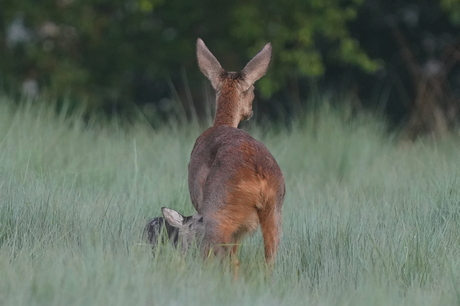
[145,207,204,252]
[196,38,272,127]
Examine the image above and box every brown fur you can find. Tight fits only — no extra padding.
[188,39,285,266]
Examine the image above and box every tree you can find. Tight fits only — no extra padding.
[349,0,460,139]
[230,0,379,98]
[0,0,164,111]
[0,0,379,123]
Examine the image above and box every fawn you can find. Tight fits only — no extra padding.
[146,38,285,270]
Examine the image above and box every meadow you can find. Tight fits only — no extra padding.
[1,96,460,305]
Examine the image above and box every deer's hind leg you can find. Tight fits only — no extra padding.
[201,217,233,260]
[257,199,282,267]
[201,206,257,279]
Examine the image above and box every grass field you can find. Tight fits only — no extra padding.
[1,96,460,305]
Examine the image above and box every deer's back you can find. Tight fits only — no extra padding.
[188,126,285,214]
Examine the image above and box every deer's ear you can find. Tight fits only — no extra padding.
[161,207,185,228]
[240,43,272,91]
[197,38,225,90]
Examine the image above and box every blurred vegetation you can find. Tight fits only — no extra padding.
[1,0,460,134]
[0,0,376,109]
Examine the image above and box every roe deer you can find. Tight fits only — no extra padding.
[147,38,285,270]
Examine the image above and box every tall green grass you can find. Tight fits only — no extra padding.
[1,96,460,305]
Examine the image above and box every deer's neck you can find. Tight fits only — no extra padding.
[213,90,240,128]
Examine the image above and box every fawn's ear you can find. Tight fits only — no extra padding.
[240,43,272,91]
[161,207,185,228]
[197,38,225,91]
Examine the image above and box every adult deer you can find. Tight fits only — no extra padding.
[146,38,285,271]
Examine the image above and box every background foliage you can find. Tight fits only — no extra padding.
[1,0,460,132]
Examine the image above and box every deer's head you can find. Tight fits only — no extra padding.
[196,38,272,127]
